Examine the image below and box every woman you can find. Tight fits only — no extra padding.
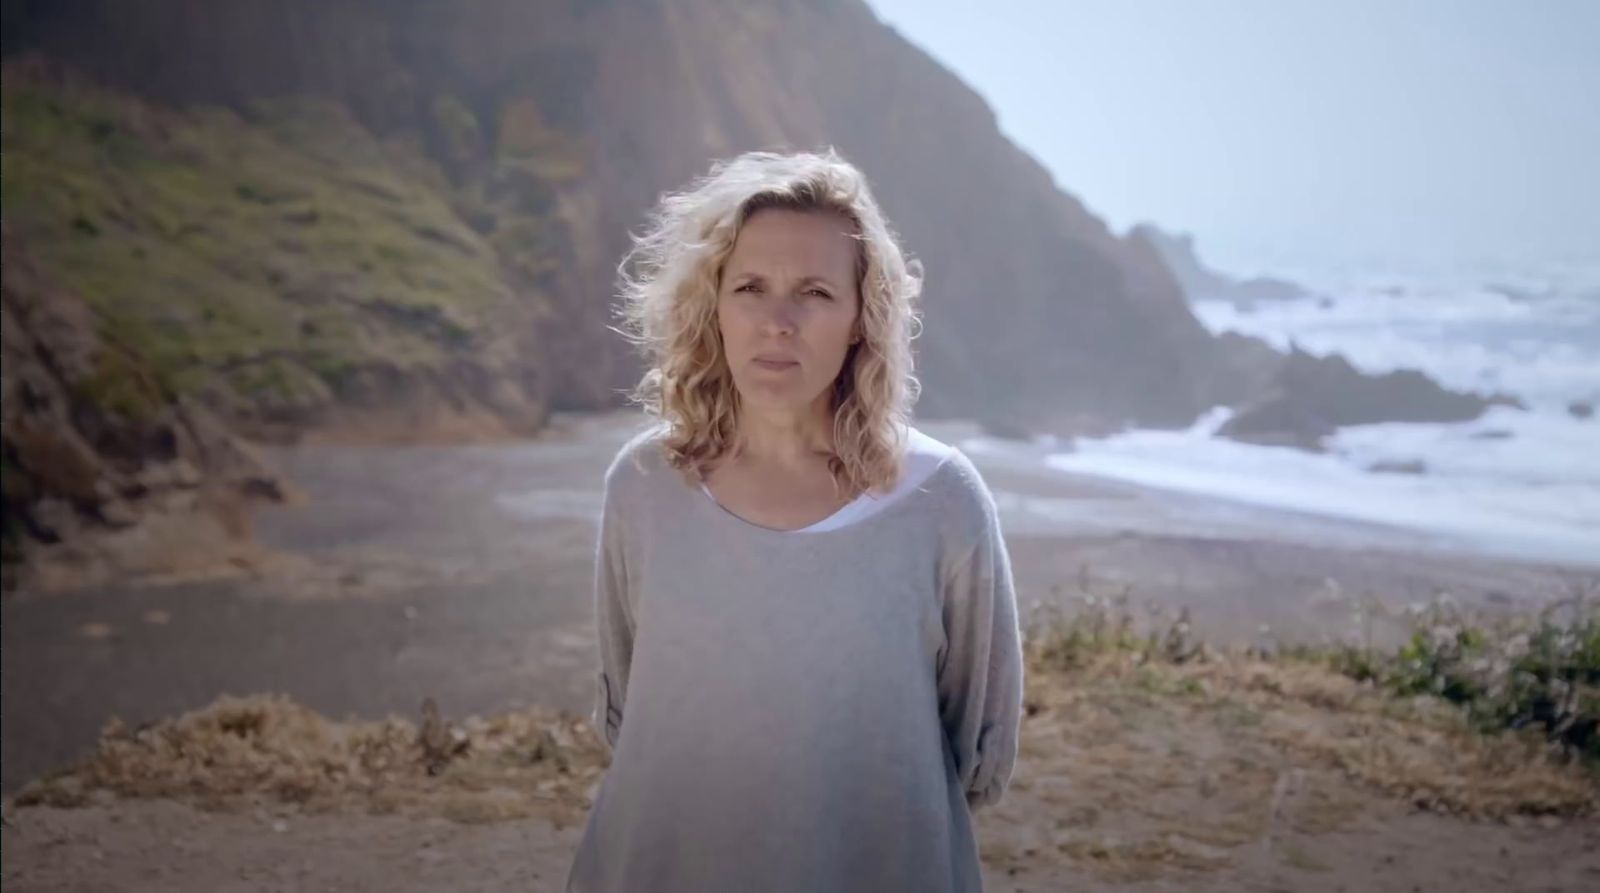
[566,149,1023,893]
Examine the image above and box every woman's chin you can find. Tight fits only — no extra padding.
[737,386,823,412]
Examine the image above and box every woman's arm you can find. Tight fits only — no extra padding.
[593,474,634,751]
[936,505,1024,813]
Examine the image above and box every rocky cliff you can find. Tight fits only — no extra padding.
[1,0,1502,585]
[1129,223,1311,309]
[2,223,291,590]
[3,0,1248,430]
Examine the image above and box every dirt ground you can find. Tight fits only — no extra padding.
[5,794,1595,893]
[4,409,1598,891]
[5,651,1597,892]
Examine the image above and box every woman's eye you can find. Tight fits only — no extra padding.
[732,283,826,298]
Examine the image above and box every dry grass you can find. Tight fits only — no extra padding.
[8,595,1595,889]
[966,594,1600,883]
[1022,593,1598,821]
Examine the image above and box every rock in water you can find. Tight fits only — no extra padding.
[1216,394,1337,452]
[1367,459,1428,475]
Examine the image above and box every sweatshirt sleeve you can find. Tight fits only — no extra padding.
[936,503,1024,813]
[592,472,634,751]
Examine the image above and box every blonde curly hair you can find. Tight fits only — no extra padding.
[612,148,924,497]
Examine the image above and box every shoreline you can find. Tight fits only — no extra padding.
[966,416,1600,572]
[920,416,1598,577]
[2,409,1590,798]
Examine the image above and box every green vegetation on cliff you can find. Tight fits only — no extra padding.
[2,70,568,429]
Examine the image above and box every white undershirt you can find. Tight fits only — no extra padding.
[697,425,956,533]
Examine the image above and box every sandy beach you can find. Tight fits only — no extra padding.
[4,409,1596,891]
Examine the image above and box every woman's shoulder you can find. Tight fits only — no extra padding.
[604,419,672,490]
[906,431,1007,575]
[905,425,1000,537]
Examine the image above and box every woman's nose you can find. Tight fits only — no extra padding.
[762,301,798,335]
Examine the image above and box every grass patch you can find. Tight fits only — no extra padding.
[1023,588,1600,820]
[2,66,566,425]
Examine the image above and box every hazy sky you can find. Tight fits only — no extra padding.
[865,0,1600,276]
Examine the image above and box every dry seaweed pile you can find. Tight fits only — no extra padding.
[9,694,610,828]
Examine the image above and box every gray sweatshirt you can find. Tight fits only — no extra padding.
[566,421,1024,893]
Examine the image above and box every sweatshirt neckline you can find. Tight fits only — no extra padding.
[686,453,957,543]
[698,480,865,532]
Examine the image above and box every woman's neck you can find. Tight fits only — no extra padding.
[733,407,835,472]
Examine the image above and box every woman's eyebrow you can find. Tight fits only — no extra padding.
[725,271,839,288]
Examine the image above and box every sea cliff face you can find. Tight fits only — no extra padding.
[2,0,1244,433]
[0,0,1497,584]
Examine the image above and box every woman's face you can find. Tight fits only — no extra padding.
[716,207,862,416]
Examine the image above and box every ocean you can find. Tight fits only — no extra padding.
[1020,258,1600,568]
